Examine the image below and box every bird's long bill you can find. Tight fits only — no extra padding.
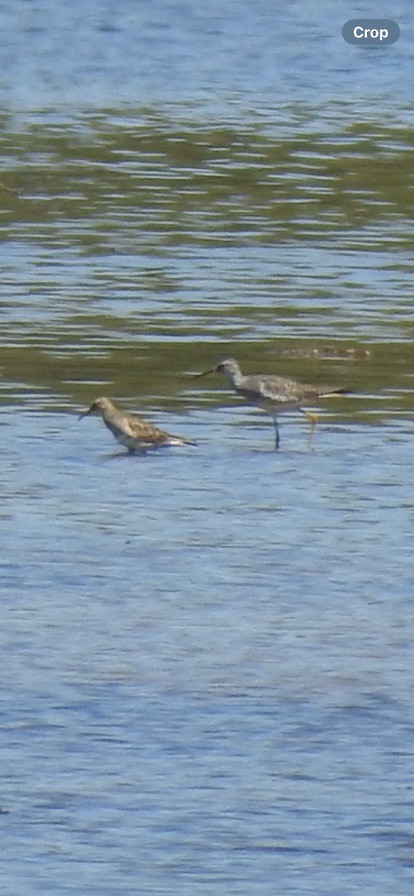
[78,407,92,420]
[193,366,218,379]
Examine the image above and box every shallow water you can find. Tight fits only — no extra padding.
[1,2,414,894]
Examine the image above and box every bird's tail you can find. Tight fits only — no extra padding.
[167,436,197,447]
[320,387,352,398]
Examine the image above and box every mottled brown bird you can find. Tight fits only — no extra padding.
[196,357,350,449]
[79,397,195,454]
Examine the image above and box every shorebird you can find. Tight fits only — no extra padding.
[196,357,350,449]
[79,397,195,454]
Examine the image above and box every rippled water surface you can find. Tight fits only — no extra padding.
[1,2,414,894]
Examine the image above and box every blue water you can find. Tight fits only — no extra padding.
[1,2,414,894]
[2,405,414,893]
[1,1,412,117]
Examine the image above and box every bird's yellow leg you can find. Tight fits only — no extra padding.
[299,409,318,450]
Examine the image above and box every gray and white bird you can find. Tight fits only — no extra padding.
[196,357,350,449]
[79,397,195,454]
